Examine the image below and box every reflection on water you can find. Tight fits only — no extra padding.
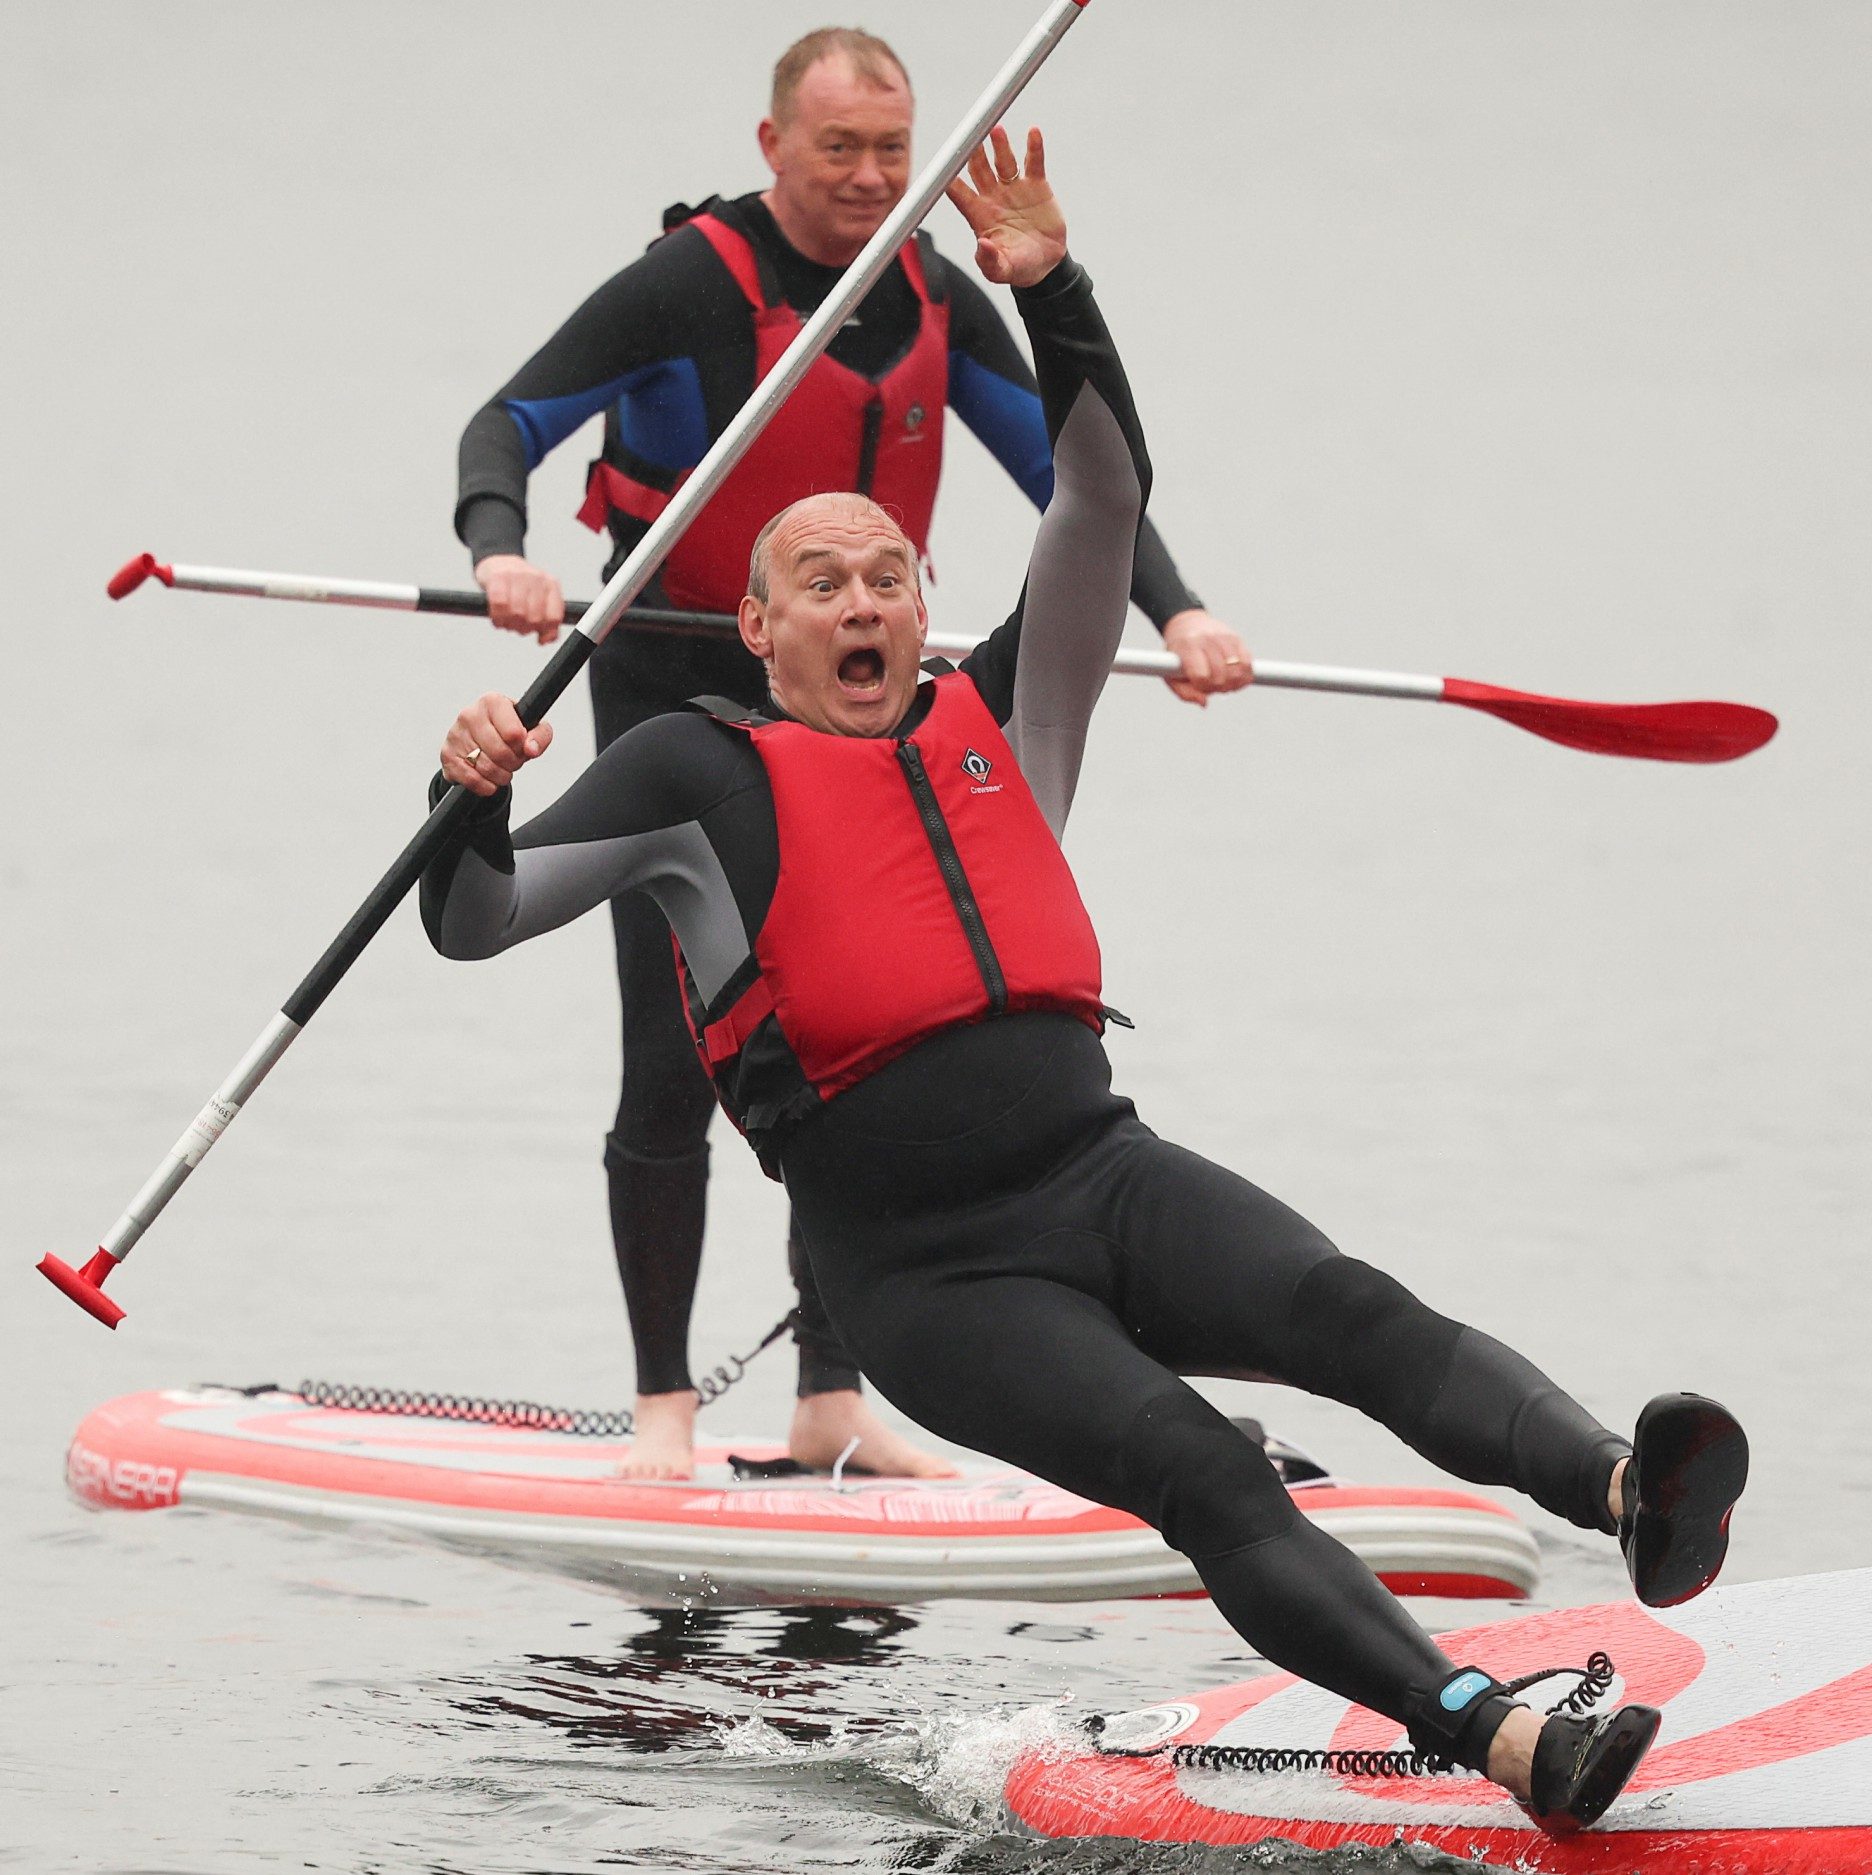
[446,1605,923,1752]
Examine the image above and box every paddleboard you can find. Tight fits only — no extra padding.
[1006,1568,1872,1871]
[66,1387,1540,1606]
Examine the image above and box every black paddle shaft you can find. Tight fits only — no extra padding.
[413,587,739,639]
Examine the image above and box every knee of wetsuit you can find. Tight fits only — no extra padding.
[604,1130,711,1176]
[1403,1666,1518,1776]
[1286,1255,1464,1429]
[1116,1390,1297,1559]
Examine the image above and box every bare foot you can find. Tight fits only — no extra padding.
[617,1389,698,1480]
[789,1390,960,1478]
[1486,1704,1542,1802]
[1608,1455,1630,1527]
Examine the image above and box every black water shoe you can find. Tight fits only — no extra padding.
[1619,1392,1749,1608]
[1525,1702,1661,1832]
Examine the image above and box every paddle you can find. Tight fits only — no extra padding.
[111,552,1777,765]
[40,0,1096,1329]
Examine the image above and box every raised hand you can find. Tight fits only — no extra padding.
[944,126,1066,290]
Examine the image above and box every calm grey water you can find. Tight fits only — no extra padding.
[5,4,1868,1870]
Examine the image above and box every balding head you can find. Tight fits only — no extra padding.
[770,28,911,129]
[748,492,918,604]
[738,492,928,737]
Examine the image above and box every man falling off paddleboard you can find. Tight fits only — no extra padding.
[421,131,1748,1830]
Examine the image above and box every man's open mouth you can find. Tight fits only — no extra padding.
[837,647,887,695]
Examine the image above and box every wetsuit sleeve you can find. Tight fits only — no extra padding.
[941,257,1200,629]
[961,258,1151,835]
[454,228,745,565]
[419,716,770,1006]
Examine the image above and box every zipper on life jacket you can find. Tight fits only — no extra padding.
[856,395,884,494]
[895,740,1007,1014]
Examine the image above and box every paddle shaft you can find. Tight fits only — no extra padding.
[50,0,1092,1316]
[117,557,1774,760]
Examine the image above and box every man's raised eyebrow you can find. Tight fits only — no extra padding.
[790,541,912,571]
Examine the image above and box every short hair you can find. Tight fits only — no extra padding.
[770,27,912,127]
[748,494,918,603]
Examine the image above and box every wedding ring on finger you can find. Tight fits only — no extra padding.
[463,746,486,766]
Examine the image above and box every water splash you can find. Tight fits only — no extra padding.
[869,1699,1083,1831]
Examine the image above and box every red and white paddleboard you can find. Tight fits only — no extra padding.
[66,1388,1539,1606]
[1007,1569,1872,1871]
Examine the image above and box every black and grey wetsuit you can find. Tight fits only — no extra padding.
[426,259,1629,1744]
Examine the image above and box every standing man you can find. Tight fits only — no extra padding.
[454,29,1251,1479]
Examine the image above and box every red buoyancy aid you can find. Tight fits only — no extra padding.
[681,673,1105,1170]
[578,212,950,615]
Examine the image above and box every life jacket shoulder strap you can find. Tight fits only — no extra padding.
[682,210,785,313]
[906,230,945,305]
[685,694,776,730]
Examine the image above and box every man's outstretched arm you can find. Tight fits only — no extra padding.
[947,130,1151,835]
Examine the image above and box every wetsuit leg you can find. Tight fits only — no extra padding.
[787,1219,862,1397]
[792,1219,1457,1728]
[781,1014,1627,1733]
[1105,1139,1629,1535]
[604,880,716,1395]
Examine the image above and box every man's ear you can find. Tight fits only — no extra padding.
[739,595,772,660]
[757,117,782,178]
[915,585,930,648]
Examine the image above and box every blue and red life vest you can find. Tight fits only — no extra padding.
[679,672,1105,1171]
[578,211,950,615]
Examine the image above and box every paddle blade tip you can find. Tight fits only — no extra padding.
[106,554,173,601]
[39,1251,126,1328]
[1721,706,1779,761]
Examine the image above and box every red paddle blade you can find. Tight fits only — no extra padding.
[1442,678,1778,764]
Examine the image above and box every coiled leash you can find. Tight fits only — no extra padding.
[1096,1653,1618,1780]
[212,1311,798,1439]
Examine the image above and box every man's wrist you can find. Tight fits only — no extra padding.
[459,494,527,567]
[1153,600,1208,636]
[1012,254,1087,309]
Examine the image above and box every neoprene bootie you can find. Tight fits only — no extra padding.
[1525,1702,1661,1831]
[1619,1392,1749,1607]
